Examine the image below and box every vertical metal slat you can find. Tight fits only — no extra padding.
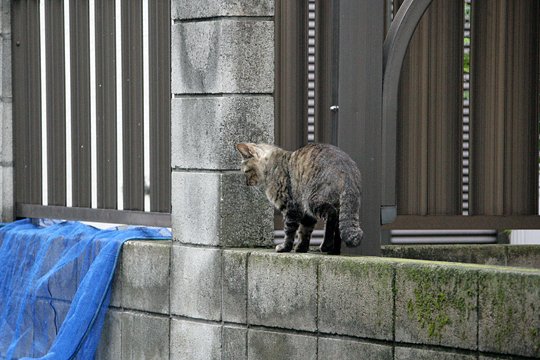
[95,0,118,209]
[45,0,66,206]
[315,0,339,145]
[121,0,144,210]
[70,0,91,207]
[13,0,42,205]
[149,0,171,213]
[470,0,539,216]
[274,0,308,151]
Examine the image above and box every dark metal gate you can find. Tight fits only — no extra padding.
[276,0,540,254]
[12,0,171,226]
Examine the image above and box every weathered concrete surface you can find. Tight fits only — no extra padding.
[248,252,318,332]
[223,249,249,323]
[222,325,247,360]
[395,261,478,350]
[120,312,170,360]
[318,257,394,340]
[506,245,540,269]
[96,310,122,360]
[170,245,222,321]
[172,0,273,20]
[121,241,170,314]
[247,329,317,360]
[382,245,507,266]
[478,268,540,358]
[170,319,221,360]
[171,171,273,247]
[394,346,476,360]
[171,20,273,94]
[317,337,392,360]
[171,95,273,170]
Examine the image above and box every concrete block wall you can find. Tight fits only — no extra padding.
[98,245,540,359]
[0,0,12,223]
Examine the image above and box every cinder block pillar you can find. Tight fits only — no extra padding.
[0,0,12,222]
[169,1,275,358]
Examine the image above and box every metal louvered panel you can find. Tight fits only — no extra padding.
[394,0,463,216]
[470,0,539,216]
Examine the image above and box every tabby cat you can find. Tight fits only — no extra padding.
[236,143,363,255]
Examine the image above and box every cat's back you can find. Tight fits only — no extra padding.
[289,143,361,188]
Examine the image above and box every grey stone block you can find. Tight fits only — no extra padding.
[121,240,170,314]
[170,318,221,360]
[248,252,318,332]
[223,250,250,323]
[478,268,540,358]
[171,171,273,247]
[96,309,122,360]
[120,312,170,360]
[109,252,122,307]
[2,36,10,98]
[318,257,394,341]
[395,261,478,350]
[172,0,273,20]
[171,20,273,94]
[220,172,274,247]
[171,95,273,170]
[0,0,10,35]
[0,165,13,222]
[170,245,222,320]
[394,347,476,360]
[318,337,392,360]
[247,329,317,360]
[1,101,12,163]
[222,325,247,360]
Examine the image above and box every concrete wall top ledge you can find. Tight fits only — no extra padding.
[172,0,274,21]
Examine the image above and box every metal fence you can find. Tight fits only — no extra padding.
[12,0,171,226]
[276,0,540,250]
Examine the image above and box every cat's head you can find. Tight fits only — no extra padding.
[235,143,277,186]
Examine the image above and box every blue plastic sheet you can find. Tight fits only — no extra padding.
[0,219,171,360]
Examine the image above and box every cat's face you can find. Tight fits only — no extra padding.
[235,143,275,186]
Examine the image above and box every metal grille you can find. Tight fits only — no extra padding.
[13,0,171,226]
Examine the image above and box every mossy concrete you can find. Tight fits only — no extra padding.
[318,257,394,340]
[223,249,250,323]
[317,337,392,360]
[394,346,476,360]
[478,268,540,358]
[248,252,319,331]
[247,329,317,360]
[170,319,221,360]
[383,244,540,269]
[222,326,247,360]
[395,262,478,349]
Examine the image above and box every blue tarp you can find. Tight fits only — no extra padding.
[0,219,171,359]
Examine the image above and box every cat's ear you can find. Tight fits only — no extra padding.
[236,143,258,159]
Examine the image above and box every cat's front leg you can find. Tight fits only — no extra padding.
[276,210,301,253]
[294,215,317,253]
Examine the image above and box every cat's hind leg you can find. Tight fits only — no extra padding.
[320,209,337,253]
[328,225,342,255]
[295,215,317,253]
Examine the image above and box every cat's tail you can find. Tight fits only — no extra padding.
[339,188,363,248]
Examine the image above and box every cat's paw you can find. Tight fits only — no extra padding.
[319,242,333,253]
[294,244,309,253]
[275,242,293,253]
